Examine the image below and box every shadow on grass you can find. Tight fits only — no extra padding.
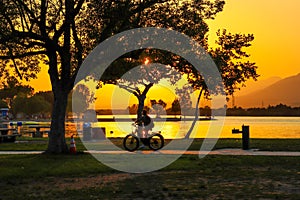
[0,154,299,200]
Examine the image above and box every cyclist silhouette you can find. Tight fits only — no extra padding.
[136,110,154,138]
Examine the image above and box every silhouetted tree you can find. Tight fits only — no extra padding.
[0,76,33,113]
[150,99,167,118]
[98,0,226,120]
[171,98,181,116]
[67,84,95,117]
[12,95,51,117]
[127,104,138,115]
[176,85,193,119]
[0,0,89,152]
[0,0,232,152]
[200,106,212,117]
[34,91,54,111]
[182,29,259,138]
[0,100,8,108]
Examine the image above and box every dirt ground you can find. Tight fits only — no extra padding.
[1,169,299,200]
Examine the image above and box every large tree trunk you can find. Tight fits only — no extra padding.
[46,86,70,153]
[185,89,203,139]
[134,83,153,120]
[137,95,146,120]
[45,0,73,153]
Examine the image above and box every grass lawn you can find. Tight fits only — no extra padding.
[1,137,300,152]
[0,153,299,199]
[0,137,300,199]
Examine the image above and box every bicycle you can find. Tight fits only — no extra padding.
[123,123,164,152]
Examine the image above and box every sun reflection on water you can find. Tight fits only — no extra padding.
[66,116,300,139]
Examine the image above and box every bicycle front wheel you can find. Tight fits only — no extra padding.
[149,134,164,151]
[123,134,139,152]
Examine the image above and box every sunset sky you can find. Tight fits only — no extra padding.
[207,0,300,80]
[25,0,300,108]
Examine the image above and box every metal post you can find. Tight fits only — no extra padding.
[83,122,91,141]
[242,125,250,150]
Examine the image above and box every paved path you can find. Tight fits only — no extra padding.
[0,151,43,155]
[1,149,300,156]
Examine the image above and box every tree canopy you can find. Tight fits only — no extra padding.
[0,0,100,152]
[150,99,167,118]
[0,76,34,109]
[12,94,51,116]
[0,0,259,153]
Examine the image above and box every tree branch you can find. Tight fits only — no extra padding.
[53,0,84,42]
[12,30,48,42]
[15,0,39,26]
[47,0,63,34]
[131,0,167,16]
[73,0,85,16]
[118,84,137,94]
[0,50,47,60]
[71,21,83,67]
[2,9,16,32]
[142,83,154,96]
[40,0,47,36]
[7,47,23,79]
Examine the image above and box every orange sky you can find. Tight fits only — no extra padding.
[25,0,300,109]
[207,0,300,79]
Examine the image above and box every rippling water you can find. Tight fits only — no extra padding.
[69,116,300,139]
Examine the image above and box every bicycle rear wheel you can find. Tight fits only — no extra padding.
[149,134,164,151]
[123,134,139,152]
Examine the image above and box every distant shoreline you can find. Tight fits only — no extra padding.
[96,117,215,122]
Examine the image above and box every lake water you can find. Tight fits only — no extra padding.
[70,116,300,139]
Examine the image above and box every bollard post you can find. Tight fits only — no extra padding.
[83,122,91,141]
[232,125,250,150]
[242,125,250,150]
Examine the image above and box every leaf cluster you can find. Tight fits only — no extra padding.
[0,76,34,108]
[210,29,259,96]
[12,94,51,116]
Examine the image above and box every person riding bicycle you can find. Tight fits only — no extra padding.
[123,110,163,151]
[136,110,154,138]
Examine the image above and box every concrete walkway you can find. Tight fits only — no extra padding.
[1,149,300,156]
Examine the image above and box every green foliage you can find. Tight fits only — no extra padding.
[175,85,193,116]
[0,99,8,108]
[67,84,95,115]
[171,98,181,115]
[0,0,259,152]
[12,95,51,116]
[27,96,52,115]
[210,29,259,95]
[96,0,226,118]
[127,104,138,114]
[34,91,54,106]
[227,103,300,116]
[150,99,167,117]
[200,105,212,116]
[89,0,225,45]
[0,76,34,108]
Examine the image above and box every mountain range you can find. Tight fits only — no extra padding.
[234,73,300,108]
